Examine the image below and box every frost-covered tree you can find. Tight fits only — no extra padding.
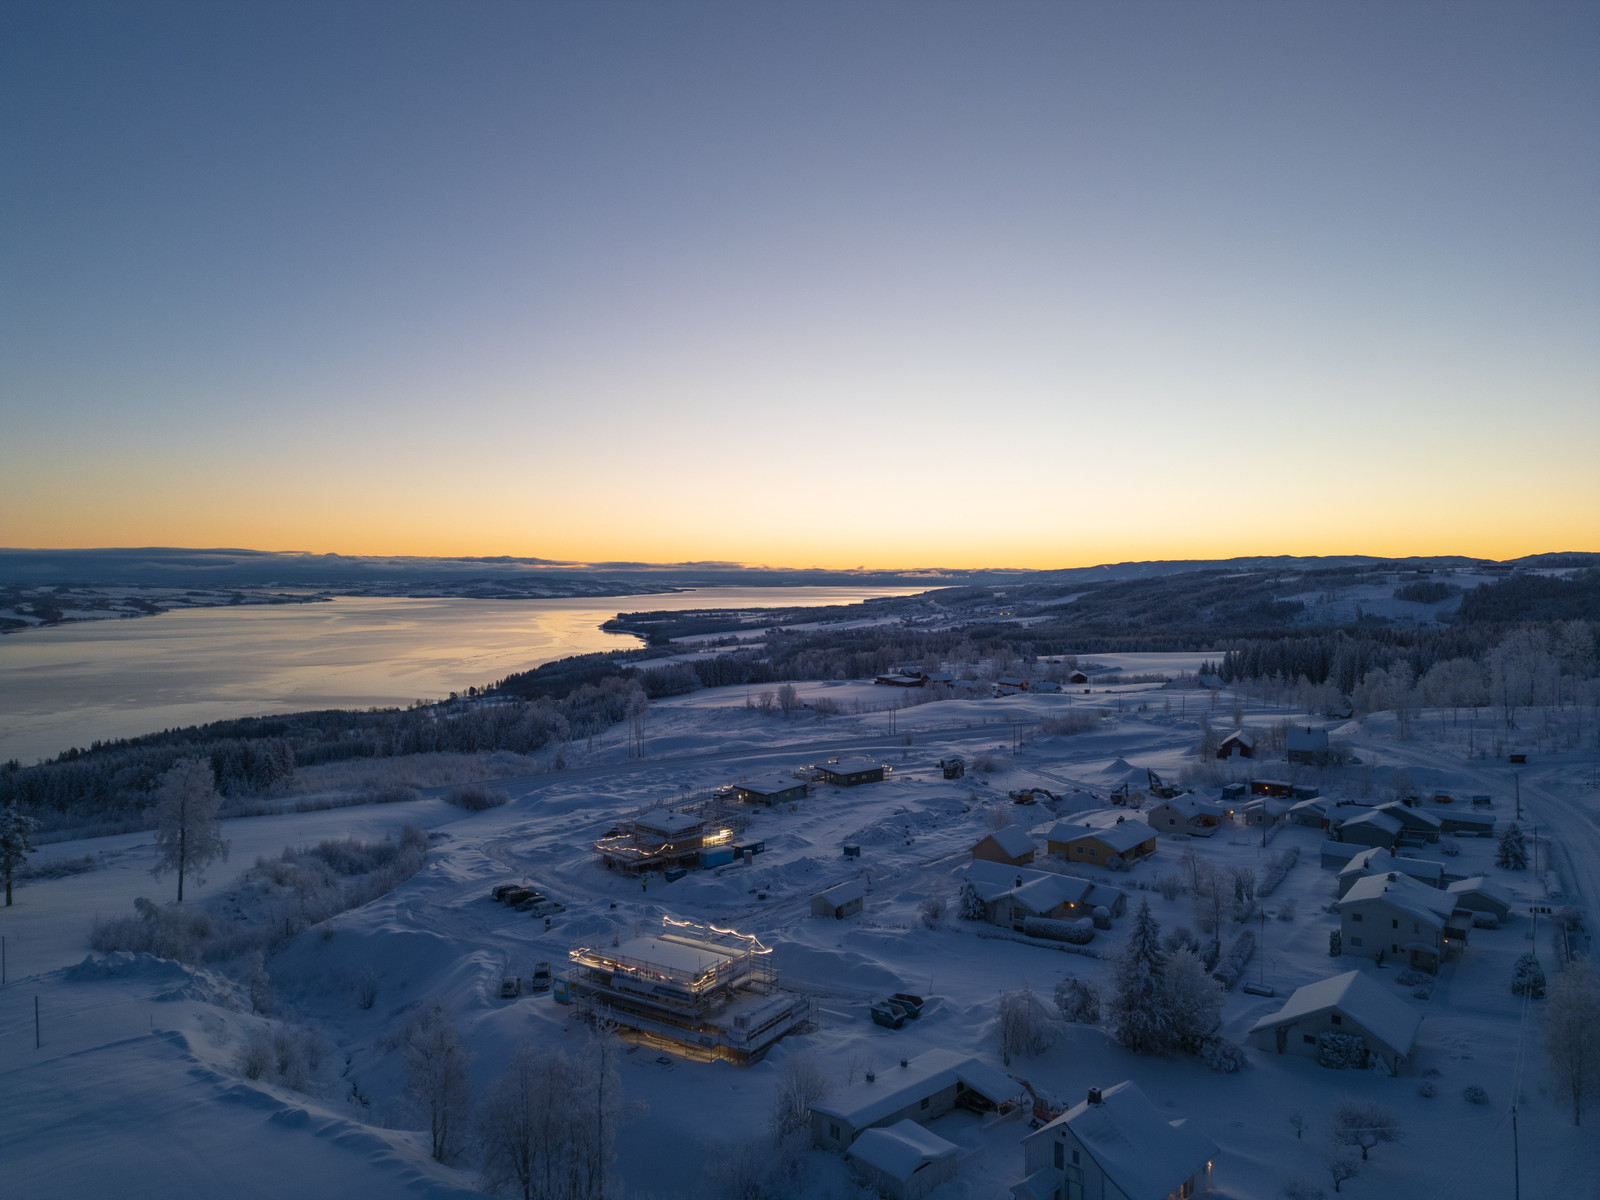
[958,879,988,922]
[1190,861,1228,936]
[1329,929,1342,957]
[769,1050,831,1141]
[406,1004,471,1163]
[1107,899,1171,1053]
[1325,1150,1359,1194]
[1054,977,1101,1024]
[1165,947,1223,1053]
[1512,953,1546,999]
[1496,823,1529,871]
[1330,1098,1400,1161]
[0,800,39,906]
[152,757,228,902]
[1544,962,1600,1126]
[996,985,1055,1065]
[478,1042,564,1200]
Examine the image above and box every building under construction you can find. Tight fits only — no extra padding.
[555,916,813,1063]
[593,796,753,875]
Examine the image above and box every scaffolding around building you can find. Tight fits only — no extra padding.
[593,792,753,874]
[558,916,814,1063]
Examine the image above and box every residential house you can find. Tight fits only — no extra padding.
[594,810,723,874]
[971,826,1038,867]
[1446,877,1513,924]
[1332,808,1405,850]
[1046,819,1157,867]
[1319,840,1367,869]
[874,672,927,688]
[815,756,887,787]
[733,771,809,806]
[1336,871,1471,972]
[1067,670,1090,685]
[1216,730,1256,760]
[1238,796,1292,827]
[1336,847,1445,897]
[1013,1081,1216,1200]
[995,677,1030,694]
[1247,969,1421,1075]
[1145,796,1226,838]
[1286,726,1330,765]
[1249,779,1294,798]
[1289,797,1331,828]
[964,860,1127,930]
[811,1049,1019,1152]
[1432,809,1496,837]
[846,1120,960,1200]
[811,879,866,920]
[1373,801,1444,844]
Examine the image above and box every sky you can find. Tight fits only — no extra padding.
[2,1,1596,570]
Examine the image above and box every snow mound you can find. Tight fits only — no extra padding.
[65,951,192,984]
[770,943,905,996]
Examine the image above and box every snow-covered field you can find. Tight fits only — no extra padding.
[3,669,1597,1199]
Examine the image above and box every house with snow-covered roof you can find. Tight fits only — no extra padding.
[1289,796,1332,828]
[811,1048,1019,1152]
[811,879,866,920]
[964,860,1126,929]
[732,771,809,805]
[1286,725,1330,765]
[1014,1081,1216,1200]
[1336,847,1446,897]
[814,756,887,787]
[971,825,1037,867]
[1046,819,1156,867]
[1331,808,1405,850]
[1216,729,1256,760]
[1335,871,1471,972]
[1247,969,1422,1074]
[1446,876,1513,924]
[1145,795,1225,838]
[1374,801,1443,843]
[845,1120,960,1200]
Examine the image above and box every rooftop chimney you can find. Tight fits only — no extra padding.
[1087,1086,1103,1106]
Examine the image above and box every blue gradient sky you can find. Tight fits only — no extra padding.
[3,1,1596,567]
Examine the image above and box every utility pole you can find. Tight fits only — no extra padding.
[1512,1100,1521,1200]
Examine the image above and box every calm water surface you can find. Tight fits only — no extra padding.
[0,587,921,763]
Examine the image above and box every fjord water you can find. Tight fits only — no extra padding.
[0,587,921,764]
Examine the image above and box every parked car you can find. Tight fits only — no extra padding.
[529,962,552,992]
[500,977,522,999]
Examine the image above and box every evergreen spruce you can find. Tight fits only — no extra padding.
[1107,899,1172,1053]
[1496,823,1529,871]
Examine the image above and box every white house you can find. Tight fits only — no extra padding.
[1248,969,1422,1074]
[1332,808,1405,850]
[1014,1081,1216,1200]
[1046,818,1157,866]
[1145,796,1226,838]
[964,860,1127,929]
[1286,726,1330,765]
[846,1120,960,1200]
[811,1049,1018,1152]
[972,825,1038,866]
[1336,871,1470,972]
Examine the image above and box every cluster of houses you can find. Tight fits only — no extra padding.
[804,1048,1216,1200]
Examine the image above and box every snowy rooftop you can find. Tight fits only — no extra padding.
[734,771,805,796]
[1151,796,1224,819]
[1047,819,1155,853]
[1447,876,1512,907]
[1376,801,1444,828]
[816,879,866,906]
[978,826,1037,858]
[1038,1081,1216,1199]
[1338,848,1443,883]
[812,1049,1017,1128]
[820,756,882,774]
[1339,871,1459,925]
[846,1119,959,1180]
[1287,727,1330,751]
[1249,969,1421,1057]
[1335,809,1404,835]
[606,936,731,977]
[964,860,1120,912]
[633,810,705,836]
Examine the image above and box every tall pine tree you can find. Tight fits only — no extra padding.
[1108,899,1172,1053]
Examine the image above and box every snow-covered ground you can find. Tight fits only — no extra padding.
[3,667,1597,1199]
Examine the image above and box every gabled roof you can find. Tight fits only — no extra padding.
[1287,726,1330,751]
[1375,801,1443,829]
[1048,820,1155,853]
[1036,1081,1216,1200]
[1219,729,1255,747]
[846,1120,958,1181]
[1010,873,1093,916]
[1339,871,1457,926]
[1248,969,1421,1059]
[1150,796,1225,820]
[816,879,866,907]
[1290,796,1329,814]
[812,1049,1018,1128]
[1447,876,1512,908]
[1336,809,1404,836]
[1338,848,1444,884]
[978,826,1038,859]
[963,860,1121,912]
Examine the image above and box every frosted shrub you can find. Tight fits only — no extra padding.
[918,895,945,929]
[1471,911,1499,930]
[1416,1079,1437,1099]
[356,967,379,1011]
[1329,929,1342,957]
[1023,916,1094,944]
[1157,874,1184,901]
[1091,906,1112,931]
[1318,1032,1367,1070]
[1055,977,1101,1024]
[996,985,1057,1065]
[1511,953,1546,999]
[1201,1036,1247,1073]
[1277,898,1296,922]
[1462,1084,1489,1105]
[1211,930,1256,991]
[1163,926,1199,956]
[443,783,509,812]
[958,880,987,922]
[1281,1178,1326,1200]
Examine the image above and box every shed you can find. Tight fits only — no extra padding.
[846,1120,959,1200]
[1248,969,1422,1074]
[971,826,1037,867]
[811,879,866,920]
[1217,730,1256,760]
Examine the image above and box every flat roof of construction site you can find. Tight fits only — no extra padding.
[612,936,732,975]
[634,811,704,835]
[736,771,806,794]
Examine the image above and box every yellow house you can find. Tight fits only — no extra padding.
[1046,819,1156,866]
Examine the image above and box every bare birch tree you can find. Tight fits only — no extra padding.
[152,757,228,902]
